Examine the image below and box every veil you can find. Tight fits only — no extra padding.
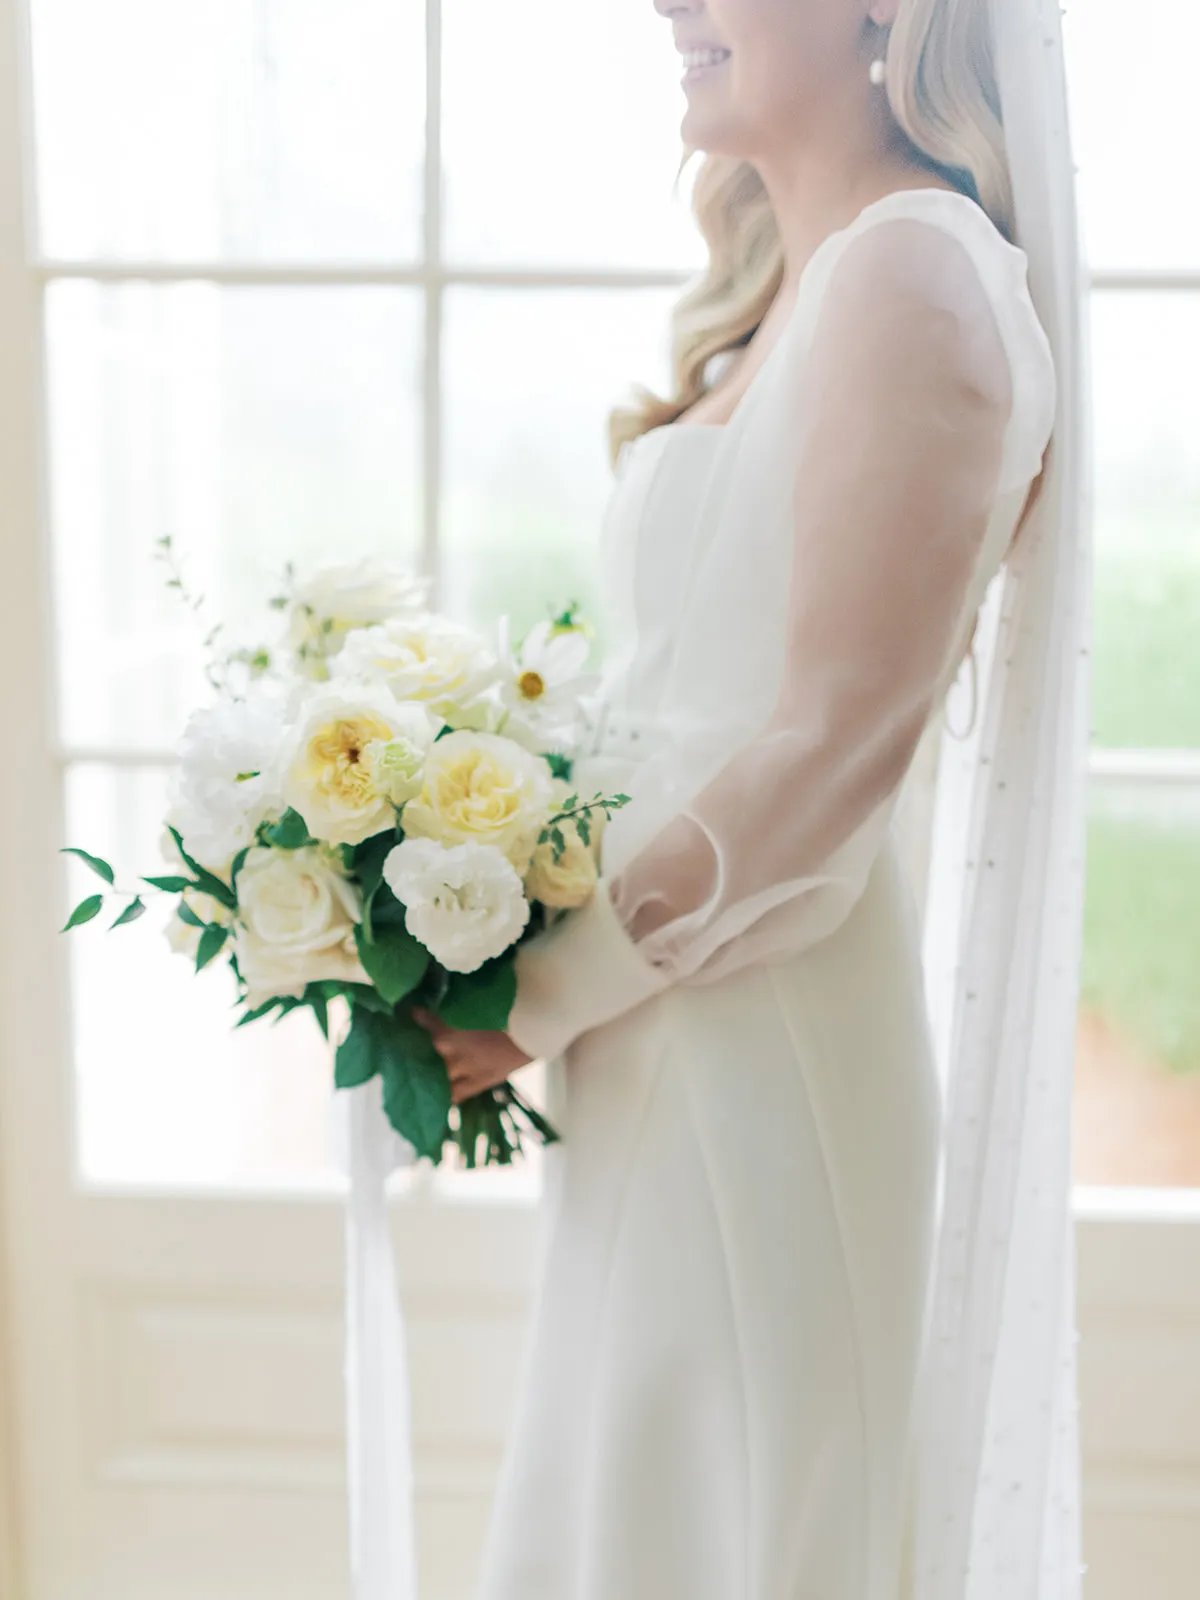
[912,0,1093,1593]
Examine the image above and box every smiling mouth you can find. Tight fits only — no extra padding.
[681,46,732,80]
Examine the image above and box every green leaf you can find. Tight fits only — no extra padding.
[335,1009,383,1089]
[236,997,286,1028]
[62,894,104,932]
[354,921,429,1007]
[176,899,206,929]
[229,847,251,892]
[110,896,147,929]
[262,808,313,851]
[61,847,115,886]
[544,751,573,782]
[368,884,409,934]
[168,827,237,912]
[380,1015,452,1160]
[437,956,518,1032]
[307,978,394,1015]
[353,830,398,901]
[335,1008,452,1160]
[309,992,330,1040]
[195,923,229,972]
[143,874,194,893]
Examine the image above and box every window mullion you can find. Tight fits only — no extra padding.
[422,0,444,605]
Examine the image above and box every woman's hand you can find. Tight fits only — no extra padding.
[413,1007,535,1103]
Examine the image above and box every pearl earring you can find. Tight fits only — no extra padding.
[869,57,888,86]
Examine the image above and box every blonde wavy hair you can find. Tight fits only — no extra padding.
[609,0,1049,736]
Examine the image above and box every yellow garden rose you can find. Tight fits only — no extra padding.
[524,823,599,909]
[400,731,554,873]
[523,777,603,908]
[282,689,436,847]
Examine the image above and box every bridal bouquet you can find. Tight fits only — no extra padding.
[61,554,627,1168]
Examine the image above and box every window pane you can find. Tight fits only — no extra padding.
[1065,0,1200,269]
[65,763,337,1186]
[443,0,701,270]
[1089,293,1200,749]
[32,0,423,262]
[1075,782,1200,1187]
[46,282,421,753]
[441,288,677,637]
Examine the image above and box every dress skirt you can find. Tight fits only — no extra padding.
[475,831,943,1600]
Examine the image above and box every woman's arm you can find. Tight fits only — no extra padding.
[505,217,1026,1063]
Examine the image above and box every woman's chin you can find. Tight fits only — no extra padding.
[680,105,752,160]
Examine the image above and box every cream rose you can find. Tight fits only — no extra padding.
[286,560,430,675]
[400,730,554,874]
[332,614,499,723]
[234,845,367,1006]
[282,689,436,847]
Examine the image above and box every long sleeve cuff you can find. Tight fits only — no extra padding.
[506,876,673,1062]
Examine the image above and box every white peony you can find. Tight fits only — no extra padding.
[496,616,598,752]
[169,685,288,870]
[399,729,555,874]
[234,845,368,1005]
[332,613,500,725]
[281,687,436,847]
[286,559,430,676]
[382,837,529,974]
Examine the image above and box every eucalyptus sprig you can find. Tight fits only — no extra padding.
[538,791,631,863]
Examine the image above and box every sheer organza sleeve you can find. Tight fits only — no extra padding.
[508,216,1047,1064]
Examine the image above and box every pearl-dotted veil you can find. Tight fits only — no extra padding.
[913,0,1092,1592]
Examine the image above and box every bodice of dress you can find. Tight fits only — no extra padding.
[506,186,1058,1066]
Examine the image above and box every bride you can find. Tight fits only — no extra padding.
[419,1,1090,1595]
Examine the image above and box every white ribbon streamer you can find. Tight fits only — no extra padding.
[334,1076,420,1600]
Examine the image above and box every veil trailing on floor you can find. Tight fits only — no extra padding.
[913,0,1092,1594]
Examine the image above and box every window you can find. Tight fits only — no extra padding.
[38,0,1198,1191]
[1067,0,1200,1189]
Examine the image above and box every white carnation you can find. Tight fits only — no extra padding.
[169,685,287,870]
[382,837,529,974]
[234,845,367,1006]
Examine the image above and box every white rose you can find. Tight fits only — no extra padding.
[399,730,554,873]
[234,845,367,1006]
[287,559,430,676]
[332,614,499,723]
[282,688,436,847]
[169,685,287,870]
[382,837,529,974]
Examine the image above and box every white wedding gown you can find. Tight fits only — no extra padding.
[477,188,1057,1600]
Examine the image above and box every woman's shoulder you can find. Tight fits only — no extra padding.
[801,186,1057,495]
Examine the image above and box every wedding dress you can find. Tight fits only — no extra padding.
[472,187,1058,1600]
